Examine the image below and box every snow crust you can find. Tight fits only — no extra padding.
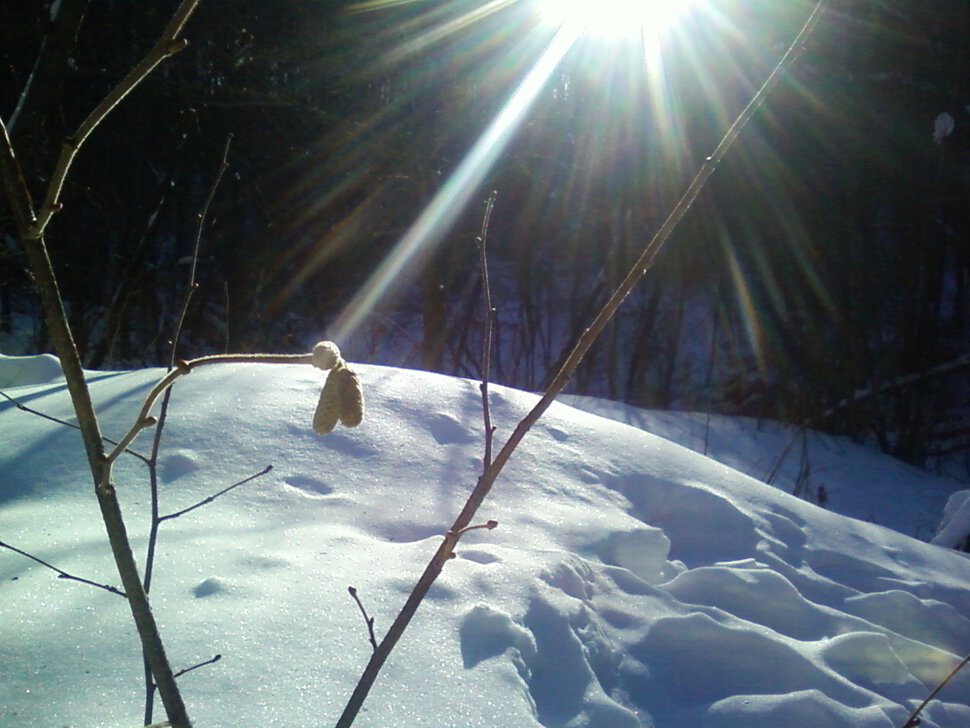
[0,356,969,727]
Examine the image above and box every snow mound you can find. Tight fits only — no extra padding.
[0,353,63,387]
[0,362,968,728]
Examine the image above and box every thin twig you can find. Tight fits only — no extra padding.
[477,191,498,470]
[158,465,273,522]
[105,352,313,466]
[333,3,831,725]
[902,651,970,728]
[0,539,126,597]
[169,132,233,365]
[451,520,498,538]
[0,389,150,464]
[142,387,172,726]
[174,654,222,678]
[144,132,232,725]
[348,587,378,652]
[147,655,223,703]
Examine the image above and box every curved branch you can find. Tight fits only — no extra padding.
[105,353,313,466]
[27,0,202,240]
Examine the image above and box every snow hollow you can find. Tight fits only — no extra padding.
[1,355,969,727]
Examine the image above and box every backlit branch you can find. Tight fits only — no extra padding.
[27,0,203,240]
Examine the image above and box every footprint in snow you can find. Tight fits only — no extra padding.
[283,475,334,496]
[192,577,228,598]
[428,413,476,445]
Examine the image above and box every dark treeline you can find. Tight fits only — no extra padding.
[2,0,970,466]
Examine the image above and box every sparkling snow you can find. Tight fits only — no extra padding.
[1,354,968,727]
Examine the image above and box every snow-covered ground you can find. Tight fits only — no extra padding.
[1,353,968,728]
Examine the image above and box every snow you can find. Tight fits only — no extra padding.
[1,354,969,728]
[932,491,970,549]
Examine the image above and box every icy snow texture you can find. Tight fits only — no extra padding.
[931,490,970,548]
[0,358,968,728]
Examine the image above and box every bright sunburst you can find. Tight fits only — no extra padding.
[535,0,694,39]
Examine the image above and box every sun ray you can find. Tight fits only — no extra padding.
[329,22,581,344]
[535,0,696,39]
[323,0,701,349]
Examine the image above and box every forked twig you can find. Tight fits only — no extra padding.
[147,655,223,708]
[1,3,206,726]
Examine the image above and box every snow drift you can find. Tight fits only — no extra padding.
[0,356,968,727]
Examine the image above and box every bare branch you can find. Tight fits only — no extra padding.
[28,0,203,239]
[105,352,314,466]
[2,3,207,724]
[0,389,150,464]
[174,654,222,679]
[476,191,498,470]
[0,539,126,597]
[170,132,234,365]
[158,465,273,522]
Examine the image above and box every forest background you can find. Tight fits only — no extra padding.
[2,0,969,472]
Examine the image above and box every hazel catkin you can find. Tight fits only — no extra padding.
[312,359,364,434]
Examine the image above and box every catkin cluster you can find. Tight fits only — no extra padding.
[311,341,364,434]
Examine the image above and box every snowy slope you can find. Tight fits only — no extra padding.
[559,396,965,540]
[0,356,969,728]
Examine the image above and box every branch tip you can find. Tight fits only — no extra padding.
[167,38,190,54]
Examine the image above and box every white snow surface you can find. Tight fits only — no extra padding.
[0,355,969,728]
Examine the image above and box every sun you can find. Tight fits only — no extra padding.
[535,0,693,39]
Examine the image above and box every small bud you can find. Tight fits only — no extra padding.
[167,37,190,54]
[311,341,342,371]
